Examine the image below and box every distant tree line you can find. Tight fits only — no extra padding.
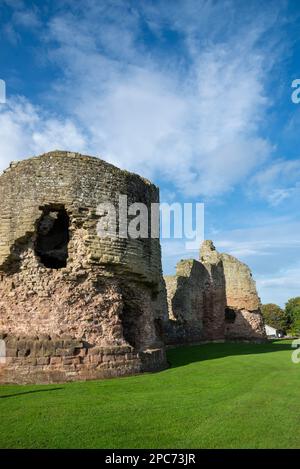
[261,297,300,336]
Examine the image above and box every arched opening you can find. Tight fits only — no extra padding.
[225,307,236,323]
[35,206,70,269]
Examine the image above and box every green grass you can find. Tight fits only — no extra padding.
[0,340,299,449]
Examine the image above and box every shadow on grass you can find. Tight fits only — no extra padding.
[167,340,293,369]
[0,387,63,399]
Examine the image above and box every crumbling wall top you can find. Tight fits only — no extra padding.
[0,151,162,285]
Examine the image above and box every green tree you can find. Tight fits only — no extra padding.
[261,303,288,331]
[285,297,300,336]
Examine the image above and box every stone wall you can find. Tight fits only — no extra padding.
[164,260,208,344]
[0,333,164,384]
[164,240,265,344]
[220,253,266,340]
[0,151,167,383]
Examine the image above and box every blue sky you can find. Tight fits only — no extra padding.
[0,0,300,307]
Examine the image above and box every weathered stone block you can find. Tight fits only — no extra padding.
[36,357,50,365]
[62,357,80,366]
[17,348,30,357]
[50,357,62,365]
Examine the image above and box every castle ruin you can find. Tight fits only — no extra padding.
[0,151,167,383]
[0,152,265,384]
[163,240,265,344]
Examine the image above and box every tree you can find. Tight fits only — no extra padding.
[261,303,288,332]
[285,297,300,336]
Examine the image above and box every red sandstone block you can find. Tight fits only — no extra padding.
[65,371,77,378]
[55,347,75,357]
[26,358,37,366]
[90,355,102,364]
[77,348,87,357]
[102,355,115,362]
[50,357,62,365]
[87,347,103,356]
[88,363,98,369]
[81,356,90,364]
[36,357,50,365]
[114,358,127,365]
[63,357,80,365]
[62,364,76,371]
[74,364,85,370]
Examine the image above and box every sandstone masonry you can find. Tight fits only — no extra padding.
[0,151,167,384]
[0,151,266,384]
[164,240,266,344]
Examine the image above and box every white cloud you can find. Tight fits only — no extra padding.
[0,1,285,197]
[250,159,300,205]
[0,97,86,171]
[1,0,41,44]
[256,266,300,307]
[12,9,41,29]
[258,268,300,290]
[31,0,281,198]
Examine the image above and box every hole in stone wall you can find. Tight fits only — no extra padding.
[225,307,237,323]
[34,206,70,269]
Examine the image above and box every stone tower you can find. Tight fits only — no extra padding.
[0,151,167,384]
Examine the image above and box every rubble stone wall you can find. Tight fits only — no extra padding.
[164,241,265,344]
[164,260,208,344]
[0,334,164,384]
[220,253,265,340]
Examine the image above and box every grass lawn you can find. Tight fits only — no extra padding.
[0,340,299,449]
